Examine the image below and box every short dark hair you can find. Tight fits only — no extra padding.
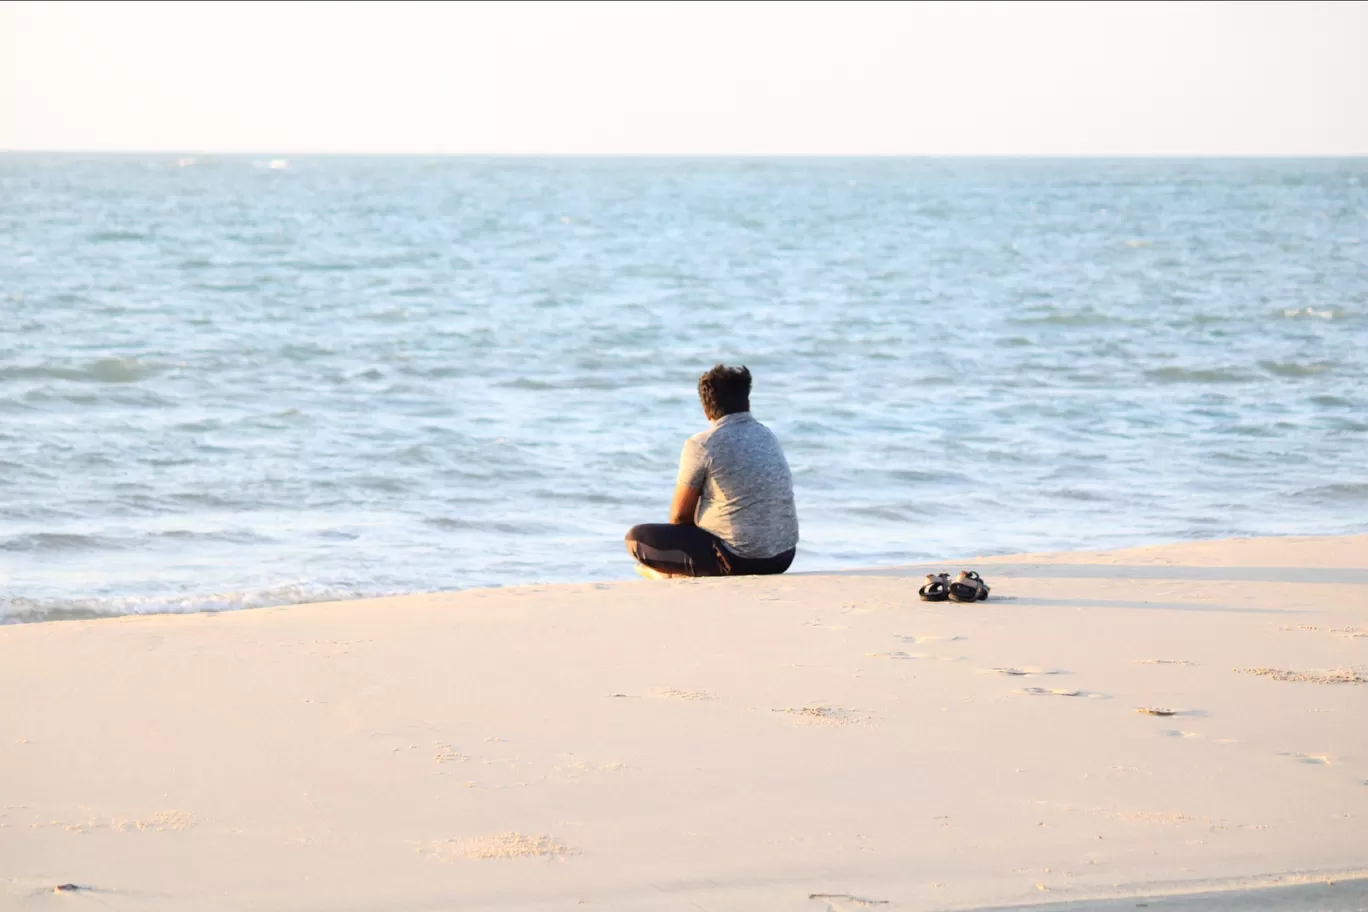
[698,364,751,420]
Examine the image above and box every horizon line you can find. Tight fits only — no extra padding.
[4,149,1368,159]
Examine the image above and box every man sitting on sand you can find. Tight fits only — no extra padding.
[626,364,799,578]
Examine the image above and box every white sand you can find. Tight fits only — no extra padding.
[3,535,1366,911]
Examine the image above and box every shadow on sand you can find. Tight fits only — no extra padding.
[969,876,1368,912]
[835,563,1368,587]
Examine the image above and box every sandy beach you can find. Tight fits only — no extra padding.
[3,534,1365,911]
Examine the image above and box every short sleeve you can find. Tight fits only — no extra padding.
[675,437,708,489]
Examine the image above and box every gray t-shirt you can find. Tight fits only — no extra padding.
[676,411,799,559]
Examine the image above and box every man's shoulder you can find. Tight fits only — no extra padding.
[727,415,778,441]
[685,426,717,449]
[688,414,782,452]
[713,416,784,452]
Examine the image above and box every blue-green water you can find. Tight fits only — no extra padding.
[2,156,1365,621]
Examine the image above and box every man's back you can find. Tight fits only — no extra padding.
[678,412,799,559]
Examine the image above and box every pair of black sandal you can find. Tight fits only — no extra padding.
[918,571,990,603]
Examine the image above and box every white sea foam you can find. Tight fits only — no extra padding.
[1,583,370,625]
[1282,306,1337,320]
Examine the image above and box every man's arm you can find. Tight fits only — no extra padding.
[669,484,701,525]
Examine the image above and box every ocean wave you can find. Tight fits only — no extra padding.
[1280,307,1340,320]
[154,529,277,545]
[0,582,369,625]
[886,468,971,484]
[1014,308,1129,327]
[424,517,543,534]
[20,386,176,409]
[497,377,558,390]
[1046,488,1111,502]
[192,281,263,292]
[0,527,276,552]
[1261,361,1333,378]
[18,387,100,406]
[0,532,124,552]
[87,230,151,243]
[1145,367,1253,384]
[352,475,413,493]
[840,503,937,522]
[1292,483,1368,504]
[167,491,254,509]
[1222,424,1279,438]
[393,444,437,465]
[0,357,166,385]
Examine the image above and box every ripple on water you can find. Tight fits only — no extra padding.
[1145,366,1254,384]
[87,230,151,242]
[0,357,165,385]
[1261,361,1334,378]
[1292,483,1368,504]
[0,533,125,553]
[424,517,543,535]
[1013,308,1131,327]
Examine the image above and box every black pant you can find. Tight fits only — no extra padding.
[625,524,795,578]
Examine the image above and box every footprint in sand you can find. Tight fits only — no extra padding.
[1238,667,1368,685]
[1135,707,1207,718]
[809,893,889,911]
[413,833,572,861]
[432,743,470,763]
[23,881,185,901]
[39,810,198,834]
[990,667,1063,677]
[1278,751,1331,765]
[897,635,966,644]
[773,705,869,727]
[1161,730,1202,739]
[651,688,715,701]
[840,602,882,616]
[1017,687,1105,698]
[867,651,963,662]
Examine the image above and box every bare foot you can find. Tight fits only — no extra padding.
[635,565,685,580]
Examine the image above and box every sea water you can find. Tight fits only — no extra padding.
[2,156,1365,622]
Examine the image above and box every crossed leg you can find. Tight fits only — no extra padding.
[624,523,727,578]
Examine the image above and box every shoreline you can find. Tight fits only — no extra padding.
[10,531,1368,628]
[3,534,1365,910]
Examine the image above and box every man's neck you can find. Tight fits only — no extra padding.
[711,411,753,428]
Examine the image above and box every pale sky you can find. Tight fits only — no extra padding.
[1,0,1364,155]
